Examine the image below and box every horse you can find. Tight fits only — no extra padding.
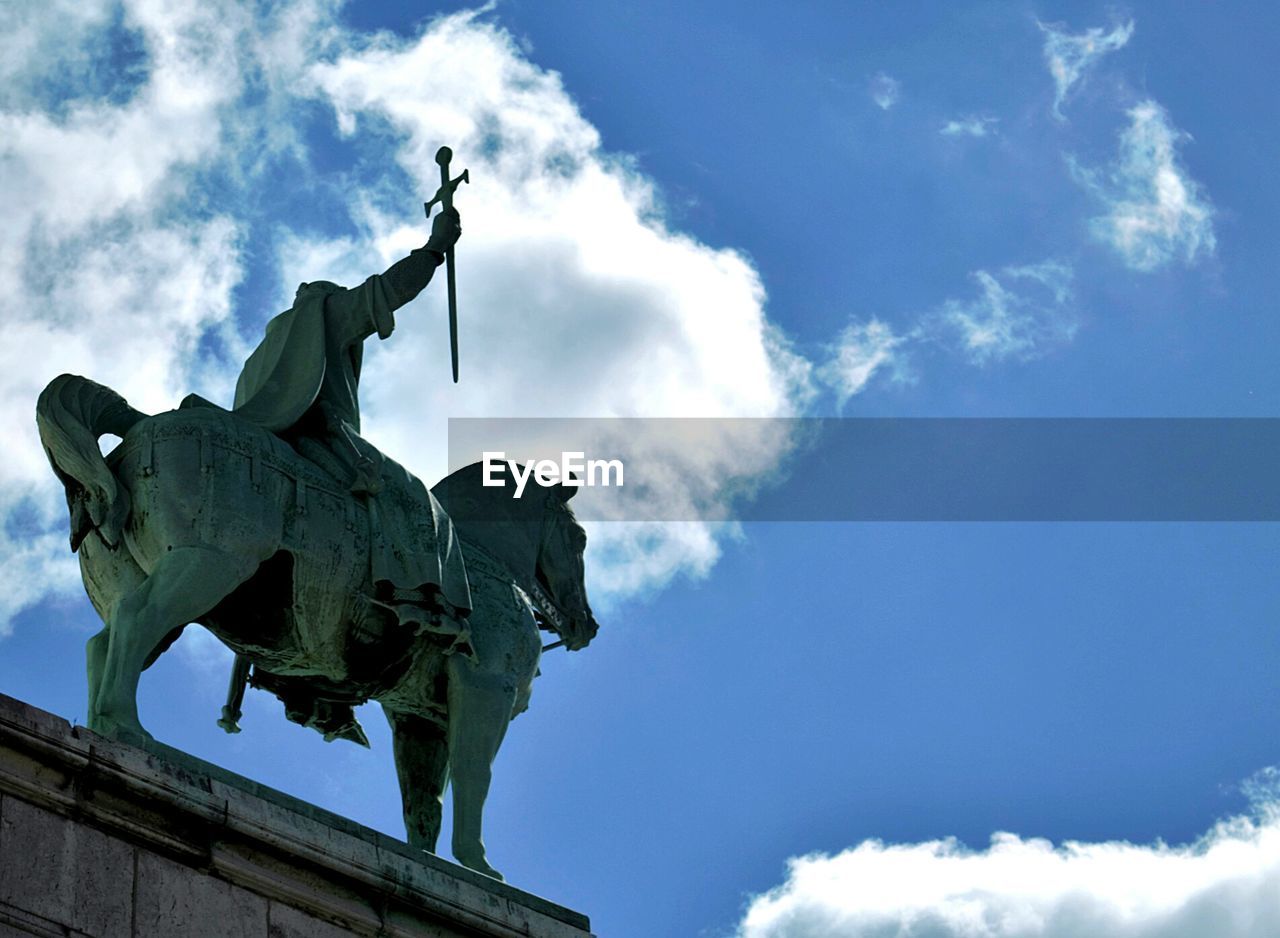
[35,373,598,878]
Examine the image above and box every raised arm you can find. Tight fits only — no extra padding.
[326,208,462,346]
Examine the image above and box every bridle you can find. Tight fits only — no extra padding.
[534,498,589,651]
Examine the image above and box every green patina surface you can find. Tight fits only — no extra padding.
[33,176,599,880]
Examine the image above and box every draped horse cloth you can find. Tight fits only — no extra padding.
[230,251,470,618]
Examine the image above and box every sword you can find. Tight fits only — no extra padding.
[424,145,469,382]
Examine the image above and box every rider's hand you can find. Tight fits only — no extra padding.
[426,207,461,256]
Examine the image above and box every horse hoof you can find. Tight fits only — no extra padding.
[88,713,154,746]
[455,849,503,881]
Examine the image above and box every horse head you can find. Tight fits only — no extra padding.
[431,463,599,651]
[534,485,598,651]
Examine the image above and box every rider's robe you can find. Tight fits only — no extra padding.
[231,249,470,618]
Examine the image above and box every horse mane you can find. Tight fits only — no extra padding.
[432,461,574,524]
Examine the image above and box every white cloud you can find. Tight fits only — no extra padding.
[936,261,1076,365]
[329,31,811,413]
[0,0,281,635]
[0,3,811,631]
[0,1,117,109]
[585,522,726,598]
[0,526,83,635]
[869,72,901,111]
[742,798,1280,936]
[739,781,1280,938]
[1072,101,1216,272]
[291,11,814,607]
[820,320,906,408]
[1040,19,1134,119]
[940,116,998,138]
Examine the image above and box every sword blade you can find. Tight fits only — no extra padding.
[433,145,463,383]
[446,248,459,383]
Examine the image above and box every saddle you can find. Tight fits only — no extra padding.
[174,394,469,742]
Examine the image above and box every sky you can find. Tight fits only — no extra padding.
[2,1,1280,936]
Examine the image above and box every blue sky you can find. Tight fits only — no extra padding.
[3,2,1280,936]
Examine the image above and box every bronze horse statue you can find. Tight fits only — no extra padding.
[35,373,598,878]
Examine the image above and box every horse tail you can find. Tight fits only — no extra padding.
[36,374,149,552]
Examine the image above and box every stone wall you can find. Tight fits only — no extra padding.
[0,694,591,937]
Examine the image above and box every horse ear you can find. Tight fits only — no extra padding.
[556,474,580,501]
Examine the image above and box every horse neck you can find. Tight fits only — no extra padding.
[437,465,547,582]
[458,509,542,583]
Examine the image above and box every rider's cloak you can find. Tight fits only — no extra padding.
[230,272,471,617]
[232,286,331,433]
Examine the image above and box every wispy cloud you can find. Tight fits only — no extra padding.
[739,773,1280,938]
[820,320,906,407]
[1071,101,1216,272]
[869,72,901,111]
[1040,19,1134,119]
[817,260,1075,408]
[936,261,1076,364]
[940,116,998,138]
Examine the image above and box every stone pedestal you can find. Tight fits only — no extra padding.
[0,694,591,937]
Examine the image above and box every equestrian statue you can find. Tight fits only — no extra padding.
[34,148,599,880]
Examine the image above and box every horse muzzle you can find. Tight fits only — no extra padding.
[562,613,599,651]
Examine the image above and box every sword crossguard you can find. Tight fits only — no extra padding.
[424,145,469,217]
[423,169,469,216]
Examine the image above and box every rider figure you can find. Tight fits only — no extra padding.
[230,208,471,644]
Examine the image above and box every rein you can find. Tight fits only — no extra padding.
[459,537,576,651]
[527,579,571,652]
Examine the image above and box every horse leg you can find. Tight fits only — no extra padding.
[90,546,256,741]
[384,707,450,852]
[445,656,517,880]
[78,529,147,723]
[86,629,109,719]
